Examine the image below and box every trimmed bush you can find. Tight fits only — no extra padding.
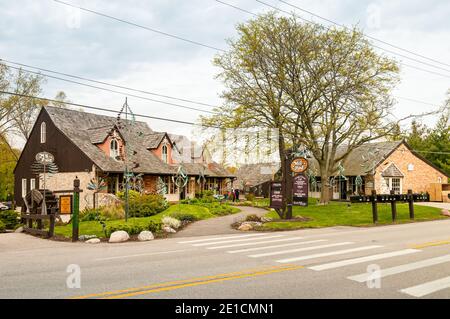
[105,223,147,238]
[245,193,256,202]
[0,210,19,229]
[147,220,163,233]
[168,211,199,222]
[128,194,168,217]
[0,220,5,233]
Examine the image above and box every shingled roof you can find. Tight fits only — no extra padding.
[236,163,280,187]
[381,163,404,177]
[43,106,232,177]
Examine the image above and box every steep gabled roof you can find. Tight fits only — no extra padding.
[44,106,173,174]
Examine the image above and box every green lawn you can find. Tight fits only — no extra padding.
[262,201,446,230]
[54,203,240,238]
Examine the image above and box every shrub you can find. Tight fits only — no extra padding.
[245,214,261,222]
[147,220,163,233]
[162,216,181,229]
[168,211,198,222]
[0,220,5,233]
[80,205,125,222]
[0,210,20,229]
[80,208,101,222]
[128,194,168,217]
[245,193,256,202]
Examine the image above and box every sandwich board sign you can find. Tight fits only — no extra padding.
[269,181,283,209]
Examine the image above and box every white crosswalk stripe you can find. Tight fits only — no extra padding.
[227,239,328,254]
[400,276,450,297]
[249,242,354,258]
[310,249,420,271]
[276,245,382,263]
[178,233,267,244]
[207,236,305,250]
[193,235,285,247]
[348,254,450,283]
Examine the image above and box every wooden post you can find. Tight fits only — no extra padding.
[48,207,56,238]
[390,190,397,222]
[371,190,378,224]
[285,154,293,220]
[72,177,80,242]
[408,189,414,220]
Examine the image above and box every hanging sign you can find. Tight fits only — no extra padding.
[290,157,308,173]
[269,181,283,209]
[293,173,308,206]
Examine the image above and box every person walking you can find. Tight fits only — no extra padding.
[234,188,240,202]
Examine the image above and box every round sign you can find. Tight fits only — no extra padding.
[290,157,308,173]
[35,152,54,165]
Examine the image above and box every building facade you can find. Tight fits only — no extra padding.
[14,106,234,210]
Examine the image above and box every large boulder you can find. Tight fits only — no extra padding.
[162,226,176,233]
[138,230,154,241]
[85,238,101,244]
[108,230,130,243]
[238,223,253,231]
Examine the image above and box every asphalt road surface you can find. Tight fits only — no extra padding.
[1,219,450,299]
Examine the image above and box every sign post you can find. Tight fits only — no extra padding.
[72,177,80,242]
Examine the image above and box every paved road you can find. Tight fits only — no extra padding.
[1,219,450,299]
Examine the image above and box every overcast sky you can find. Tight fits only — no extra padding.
[1,0,449,148]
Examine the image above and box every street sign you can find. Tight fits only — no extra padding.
[35,152,54,165]
[290,157,308,173]
[292,173,308,206]
[269,181,283,209]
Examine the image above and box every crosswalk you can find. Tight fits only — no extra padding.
[178,233,450,298]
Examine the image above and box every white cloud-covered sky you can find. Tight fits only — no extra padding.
[1,0,449,148]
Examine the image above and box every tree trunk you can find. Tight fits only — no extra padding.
[274,132,287,219]
[319,171,331,204]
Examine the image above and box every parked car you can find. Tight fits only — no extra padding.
[0,203,9,211]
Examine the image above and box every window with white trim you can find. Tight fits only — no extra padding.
[110,139,119,159]
[40,122,46,143]
[21,179,27,198]
[162,145,168,163]
[30,179,36,190]
[384,177,402,194]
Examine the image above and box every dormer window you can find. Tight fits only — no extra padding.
[110,139,119,159]
[162,144,168,163]
[40,122,46,143]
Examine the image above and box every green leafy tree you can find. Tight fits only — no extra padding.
[203,12,404,212]
[0,134,20,201]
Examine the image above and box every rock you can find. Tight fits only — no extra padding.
[238,223,253,231]
[261,217,272,223]
[79,234,97,241]
[85,238,101,244]
[138,230,154,241]
[14,226,24,233]
[108,230,130,243]
[162,226,176,233]
[441,209,450,217]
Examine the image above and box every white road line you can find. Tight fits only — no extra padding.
[348,254,450,283]
[207,237,304,250]
[193,235,285,247]
[178,233,267,244]
[227,239,328,254]
[310,249,420,271]
[276,245,383,263]
[95,249,192,261]
[400,276,450,297]
[249,242,354,258]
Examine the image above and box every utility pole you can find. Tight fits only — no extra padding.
[124,97,129,222]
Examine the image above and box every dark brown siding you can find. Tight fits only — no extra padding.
[14,108,94,206]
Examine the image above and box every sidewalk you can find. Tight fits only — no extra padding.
[415,202,450,210]
[172,206,268,238]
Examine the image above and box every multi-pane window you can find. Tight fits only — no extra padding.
[40,122,46,143]
[162,145,168,163]
[163,176,176,194]
[391,178,401,194]
[30,179,36,190]
[110,139,119,159]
